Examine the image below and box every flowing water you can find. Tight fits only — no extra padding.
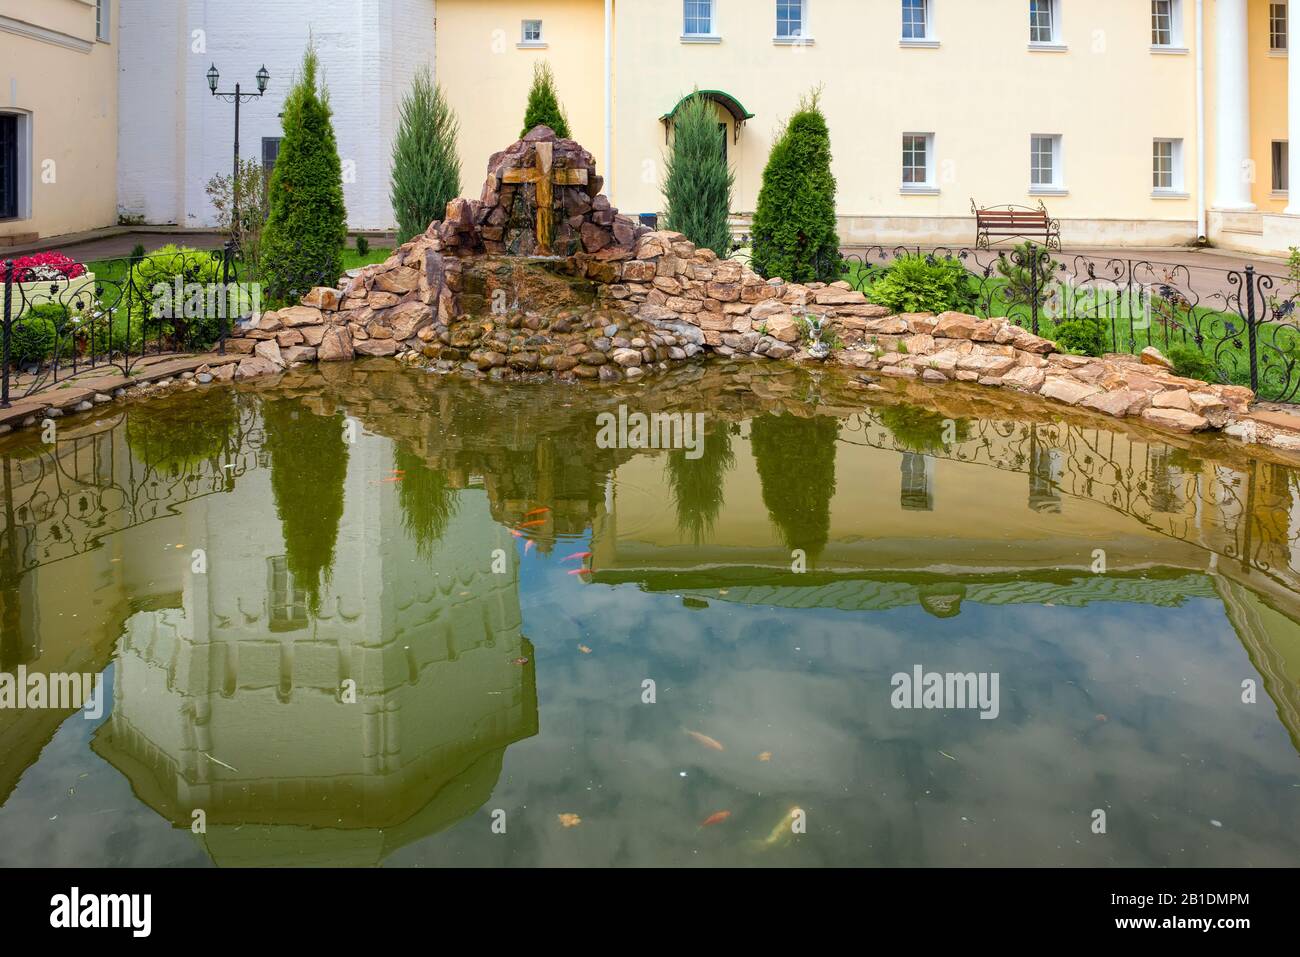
[0,360,1297,867]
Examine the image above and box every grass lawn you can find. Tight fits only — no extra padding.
[82,245,393,286]
[844,258,1300,398]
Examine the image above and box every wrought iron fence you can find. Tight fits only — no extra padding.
[733,236,1300,403]
[1,244,248,406]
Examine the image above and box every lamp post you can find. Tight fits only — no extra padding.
[207,63,270,245]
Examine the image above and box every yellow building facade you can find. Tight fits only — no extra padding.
[437,0,1300,255]
[0,0,118,246]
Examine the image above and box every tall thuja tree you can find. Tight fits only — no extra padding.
[520,61,571,138]
[750,91,840,284]
[390,67,462,244]
[662,93,735,258]
[665,425,736,545]
[394,445,459,559]
[262,398,349,615]
[261,44,348,306]
[749,413,839,562]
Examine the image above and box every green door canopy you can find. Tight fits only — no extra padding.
[661,91,754,143]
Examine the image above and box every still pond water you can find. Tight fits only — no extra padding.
[0,361,1297,867]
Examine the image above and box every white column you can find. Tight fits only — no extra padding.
[1214,0,1256,210]
[1288,0,1300,213]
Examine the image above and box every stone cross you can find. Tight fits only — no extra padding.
[502,141,588,255]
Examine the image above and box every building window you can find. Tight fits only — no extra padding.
[1029,0,1058,44]
[267,556,309,632]
[684,0,715,36]
[1031,134,1063,190]
[521,19,544,45]
[96,0,111,43]
[777,0,807,38]
[1271,3,1288,51]
[902,0,930,40]
[902,133,935,188]
[1274,141,1290,193]
[1151,0,1182,47]
[0,115,17,220]
[1153,138,1184,193]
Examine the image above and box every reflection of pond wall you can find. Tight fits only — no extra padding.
[88,431,538,867]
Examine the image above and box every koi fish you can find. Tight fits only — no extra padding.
[525,507,551,517]
[524,540,535,555]
[510,657,529,666]
[700,810,732,828]
[752,806,804,851]
[567,568,592,577]
[558,813,582,828]
[562,552,592,562]
[757,752,773,762]
[516,519,547,529]
[578,644,592,654]
[684,729,725,752]
[510,529,524,539]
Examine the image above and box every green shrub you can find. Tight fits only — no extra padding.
[1052,317,1106,357]
[866,254,977,314]
[751,91,840,284]
[995,241,1057,312]
[356,236,370,258]
[126,244,227,347]
[126,388,242,476]
[10,303,68,364]
[520,61,571,138]
[261,45,348,306]
[662,92,735,259]
[1168,344,1218,382]
[391,67,462,244]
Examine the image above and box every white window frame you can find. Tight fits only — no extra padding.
[1152,138,1187,196]
[1273,140,1290,195]
[96,0,111,43]
[0,110,33,222]
[1030,134,1066,193]
[900,132,938,193]
[1151,0,1187,53]
[683,0,720,42]
[1270,2,1289,54]
[774,0,813,44]
[519,19,546,48]
[1028,0,1066,50]
[900,0,937,47]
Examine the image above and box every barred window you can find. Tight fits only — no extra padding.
[684,0,714,36]
[1152,0,1175,46]
[902,134,931,185]
[1271,3,1288,51]
[777,0,806,38]
[1029,0,1056,43]
[902,0,928,40]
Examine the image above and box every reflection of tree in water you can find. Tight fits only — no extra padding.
[750,413,838,561]
[125,387,242,477]
[262,398,348,614]
[665,425,736,545]
[395,444,459,559]
[877,404,969,454]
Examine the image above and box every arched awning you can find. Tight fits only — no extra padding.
[660,91,754,143]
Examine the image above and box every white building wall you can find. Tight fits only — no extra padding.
[118,0,436,231]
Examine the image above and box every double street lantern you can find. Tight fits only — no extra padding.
[207,64,271,243]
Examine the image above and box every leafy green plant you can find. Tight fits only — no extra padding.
[125,244,227,347]
[391,67,462,244]
[865,254,977,314]
[261,44,348,306]
[751,90,840,284]
[206,157,269,280]
[662,92,735,259]
[356,236,370,258]
[995,241,1058,313]
[10,304,67,365]
[1168,344,1218,382]
[520,61,571,138]
[1052,317,1106,358]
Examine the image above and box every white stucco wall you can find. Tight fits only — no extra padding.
[117,0,437,231]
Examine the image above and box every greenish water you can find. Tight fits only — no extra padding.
[0,361,1297,867]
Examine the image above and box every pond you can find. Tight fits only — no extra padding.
[0,360,1297,867]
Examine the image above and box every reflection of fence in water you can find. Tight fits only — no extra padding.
[839,411,1300,590]
[0,407,266,575]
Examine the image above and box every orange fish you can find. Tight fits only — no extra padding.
[578,644,592,654]
[510,657,529,666]
[525,507,551,517]
[567,568,592,577]
[684,729,725,752]
[758,752,773,762]
[524,540,535,555]
[700,810,732,828]
[516,519,546,529]
[510,529,524,539]
[562,552,592,562]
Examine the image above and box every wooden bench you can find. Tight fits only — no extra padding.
[971,200,1061,250]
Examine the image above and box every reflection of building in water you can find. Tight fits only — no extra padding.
[89,431,537,867]
[899,454,933,512]
[1028,441,1063,514]
[1147,447,1182,514]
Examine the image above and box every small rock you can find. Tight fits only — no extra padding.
[1140,346,1175,371]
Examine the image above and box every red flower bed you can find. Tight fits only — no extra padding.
[0,252,89,283]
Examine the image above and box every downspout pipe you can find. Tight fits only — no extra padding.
[1196,0,1208,243]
